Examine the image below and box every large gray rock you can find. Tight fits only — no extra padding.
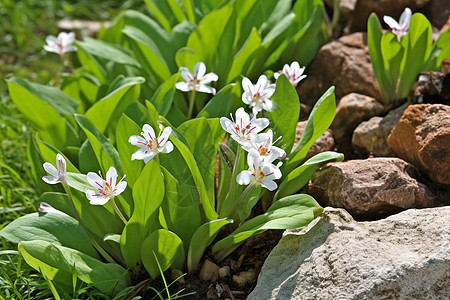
[305,157,435,219]
[248,206,450,300]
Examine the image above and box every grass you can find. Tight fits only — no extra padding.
[0,1,144,298]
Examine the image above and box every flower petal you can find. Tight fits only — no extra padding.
[56,154,66,175]
[143,152,157,164]
[87,172,104,189]
[106,167,118,188]
[180,67,193,82]
[242,77,254,94]
[260,179,277,191]
[247,149,262,171]
[159,141,174,154]
[220,117,235,134]
[114,181,127,196]
[200,72,219,84]
[399,8,412,29]
[235,107,250,125]
[129,135,147,146]
[236,170,254,185]
[159,127,172,144]
[42,175,59,184]
[196,84,216,95]
[142,124,156,141]
[383,16,400,29]
[43,162,58,177]
[194,62,206,79]
[175,82,192,92]
[131,148,148,161]
[255,75,268,92]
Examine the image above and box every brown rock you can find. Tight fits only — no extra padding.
[305,157,435,219]
[348,0,430,32]
[331,93,385,141]
[57,20,109,37]
[426,0,450,29]
[297,33,383,107]
[199,259,220,282]
[352,103,408,156]
[293,121,335,159]
[387,104,450,185]
[324,0,357,20]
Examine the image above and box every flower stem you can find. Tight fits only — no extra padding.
[229,181,256,221]
[110,197,128,225]
[187,90,197,119]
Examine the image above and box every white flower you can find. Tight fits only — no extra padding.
[175,62,218,94]
[251,129,286,164]
[42,153,66,184]
[236,149,282,191]
[85,167,127,205]
[274,62,307,87]
[38,202,67,216]
[220,107,269,150]
[43,32,77,55]
[242,75,276,115]
[383,8,412,42]
[129,124,174,163]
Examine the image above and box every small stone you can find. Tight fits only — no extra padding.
[219,266,230,279]
[352,103,408,156]
[249,206,450,300]
[57,20,109,37]
[331,93,384,141]
[293,121,335,159]
[304,157,435,219]
[199,259,220,282]
[232,269,257,288]
[387,104,450,185]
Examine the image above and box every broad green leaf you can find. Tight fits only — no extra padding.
[187,218,232,273]
[197,84,242,118]
[170,135,218,221]
[212,194,322,262]
[175,47,202,71]
[171,21,197,49]
[76,45,107,84]
[124,10,177,72]
[78,139,101,174]
[275,151,344,200]
[149,73,180,116]
[7,77,78,148]
[181,0,196,23]
[398,13,432,98]
[85,76,144,136]
[380,32,404,100]
[184,1,236,85]
[167,0,187,23]
[159,166,201,248]
[0,212,98,259]
[121,160,165,268]
[122,25,172,84]
[286,86,336,174]
[76,37,140,68]
[268,74,300,155]
[116,114,144,188]
[227,27,262,83]
[141,229,185,278]
[144,0,172,32]
[65,172,92,192]
[178,118,225,202]
[19,240,129,295]
[368,13,395,103]
[34,136,79,174]
[75,114,123,175]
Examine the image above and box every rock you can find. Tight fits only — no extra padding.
[232,269,257,288]
[248,206,450,300]
[347,0,430,32]
[331,93,384,142]
[352,103,408,156]
[57,20,109,37]
[387,104,450,185]
[297,33,382,107]
[304,157,435,219]
[199,259,220,282]
[293,121,335,159]
[426,0,450,29]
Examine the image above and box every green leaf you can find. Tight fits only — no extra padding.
[116,114,144,188]
[368,13,396,103]
[65,172,92,192]
[177,118,224,202]
[380,32,404,100]
[286,86,336,174]
[7,77,78,148]
[76,37,141,68]
[398,13,432,98]
[212,194,322,262]
[85,76,144,136]
[75,114,123,175]
[197,84,242,118]
[149,73,180,116]
[141,229,185,278]
[0,212,98,258]
[170,135,218,221]
[268,74,300,155]
[187,218,232,273]
[275,151,344,200]
[19,240,129,295]
[120,160,165,268]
